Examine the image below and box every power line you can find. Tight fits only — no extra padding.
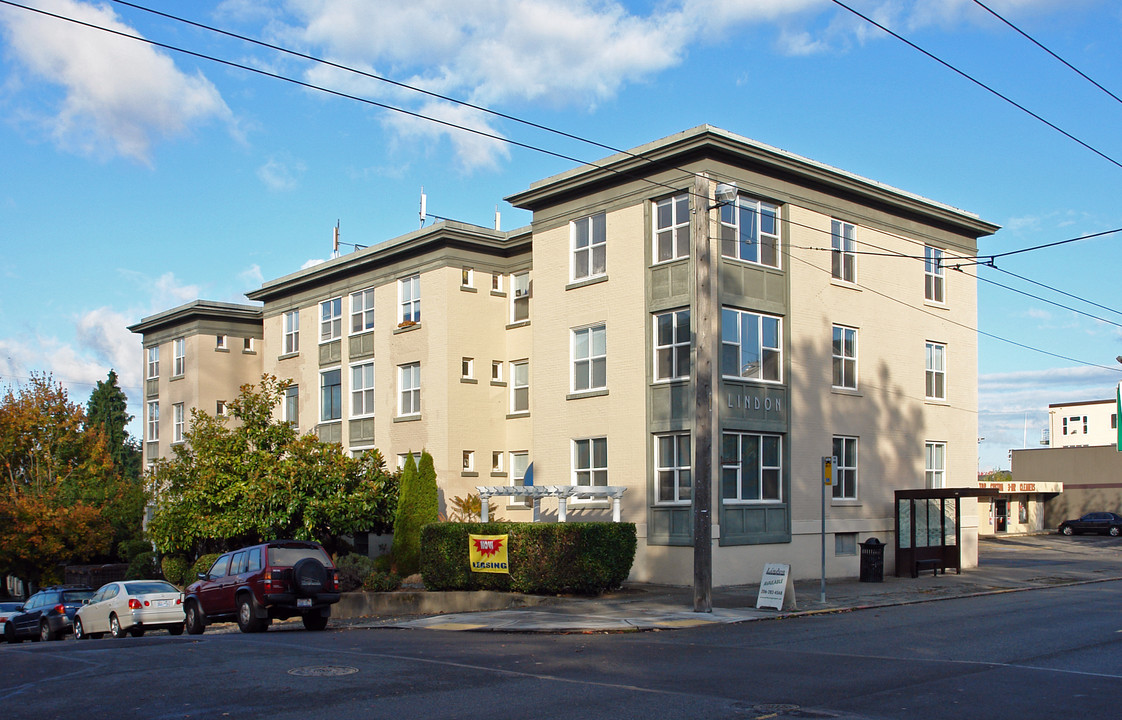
[830,0,1122,171]
[972,0,1122,108]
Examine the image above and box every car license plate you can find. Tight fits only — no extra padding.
[297,598,312,608]
[155,600,170,608]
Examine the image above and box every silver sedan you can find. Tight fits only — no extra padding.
[74,581,185,639]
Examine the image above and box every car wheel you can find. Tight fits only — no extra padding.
[129,627,145,637]
[1110,526,1120,537]
[74,618,89,641]
[302,613,328,632]
[1062,526,1074,536]
[40,621,58,642]
[4,622,21,644]
[109,614,128,639]
[237,596,266,633]
[168,623,184,636]
[184,601,206,635]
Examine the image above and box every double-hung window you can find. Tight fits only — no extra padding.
[399,275,420,324]
[320,298,342,342]
[399,362,420,416]
[511,360,529,414]
[351,288,374,334]
[832,325,858,389]
[655,433,691,504]
[172,403,185,444]
[831,220,856,282]
[832,436,857,500]
[573,438,608,488]
[720,196,779,267]
[925,342,946,400]
[147,401,159,441]
[320,368,342,422]
[654,194,690,263]
[284,385,299,427]
[925,442,946,489]
[146,346,159,379]
[284,311,300,354]
[351,362,374,417]
[721,309,781,382]
[572,324,607,392]
[173,338,185,376]
[571,213,606,281]
[510,451,529,504]
[512,272,530,322]
[925,246,945,303]
[721,432,782,502]
[654,310,690,381]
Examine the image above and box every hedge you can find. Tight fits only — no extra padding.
[420,522,636,594]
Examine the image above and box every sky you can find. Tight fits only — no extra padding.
[1,0,1121,471]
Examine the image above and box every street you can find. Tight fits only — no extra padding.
[2,577,1120,720]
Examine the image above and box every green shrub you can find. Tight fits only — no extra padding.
[371,554,392,573]
[191,553,222,580]
[336,553,378,592]
[391,451,438,576]
[125,551,161,580]
[161,555,192,587]
[363,571,402,592]
[420,522,636,594]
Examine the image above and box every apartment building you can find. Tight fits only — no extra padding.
[131,125,998,585]
[1047,398,1118,448]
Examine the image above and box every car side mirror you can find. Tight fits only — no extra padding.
[197,572,207,580]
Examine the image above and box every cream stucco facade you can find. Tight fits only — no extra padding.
[131,126,997,585]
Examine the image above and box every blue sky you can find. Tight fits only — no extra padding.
[1,0,1121,471]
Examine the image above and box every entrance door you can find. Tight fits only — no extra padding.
[994,499,1008,533]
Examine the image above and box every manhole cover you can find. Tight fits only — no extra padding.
[288,666,359,677]
[752,704,800,714]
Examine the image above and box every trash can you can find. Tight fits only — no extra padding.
[859,537,884,583]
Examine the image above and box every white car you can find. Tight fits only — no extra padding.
[74,581,185,639]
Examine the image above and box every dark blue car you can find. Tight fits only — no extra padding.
[1058,512,1122,537]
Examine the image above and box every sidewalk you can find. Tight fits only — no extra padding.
[342,535,1122,633]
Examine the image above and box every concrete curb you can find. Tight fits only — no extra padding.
[334,589,554,618]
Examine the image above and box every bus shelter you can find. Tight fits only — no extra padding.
[894,488,999,578]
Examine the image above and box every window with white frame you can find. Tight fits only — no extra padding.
[243,337,253,352]
[654,194,690,263]
[461,268,474,288]
[655,433,691,504]
[146,346,159,379]
[512,272,530,322]
[492,273,503,292]
[173,403,185,443]
[216,400,226,417]
[320,368,341,422]
[399,362,420,416]
[399,275,420,323]
[462,450,474,472]
[351,362,374,417]
[284,311,300,354]
[461,357,474,380]
[284,385,299,427]
[571,213,606,281]
[832,325,857,389]
[925,246,945,303]
[492,451,504,473]
[831,219,856,282]
[719,195,779,267]
[173,338,185,376]
[397,452,421,470]
[925,342,946,400]
[147,401,159,441]
[721,309,781,382]
[721,432,781,502]
[925,442,946,488]
[216,334,227,350]
[510,451,529,503]
[320,297,342,342]
[573,437,607,488]
[351,288,374,334]
[654,309,690,381]
[572,324,607,392]
[491,360,503,383]
[832,436,857,500]
[1063,416,1088,435]
[511,360,529,414]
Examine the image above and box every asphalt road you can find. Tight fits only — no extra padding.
[2,576,1120,720]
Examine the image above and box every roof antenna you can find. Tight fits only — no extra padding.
[494,205,501,231]
[332,220,340,258]
[419,187,427,228]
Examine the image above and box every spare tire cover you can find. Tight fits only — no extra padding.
[292,557,328,597]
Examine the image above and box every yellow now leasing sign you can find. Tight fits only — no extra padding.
[469,534,509,574]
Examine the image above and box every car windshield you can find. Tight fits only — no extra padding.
[125,581,179,595]
[268,546,331,567]
[61,590,94,603]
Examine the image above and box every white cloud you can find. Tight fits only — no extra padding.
[238,263,265,290]
[0,0,234,164]
[301,258,325,269]
[257,155,306,191]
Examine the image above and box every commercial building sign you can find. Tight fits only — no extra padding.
[469,534,509,574]
[978,481,1063,494]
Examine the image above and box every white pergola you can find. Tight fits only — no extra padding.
[476,486,627,523]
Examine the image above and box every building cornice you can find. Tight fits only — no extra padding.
[128,300,262,335]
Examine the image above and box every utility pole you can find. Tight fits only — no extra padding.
[692,173,714,613]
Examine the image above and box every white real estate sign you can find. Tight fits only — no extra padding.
[756,563,798,611]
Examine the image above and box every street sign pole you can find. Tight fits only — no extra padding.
[821,456,835,603]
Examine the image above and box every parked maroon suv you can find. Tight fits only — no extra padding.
[184,540,340,634]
